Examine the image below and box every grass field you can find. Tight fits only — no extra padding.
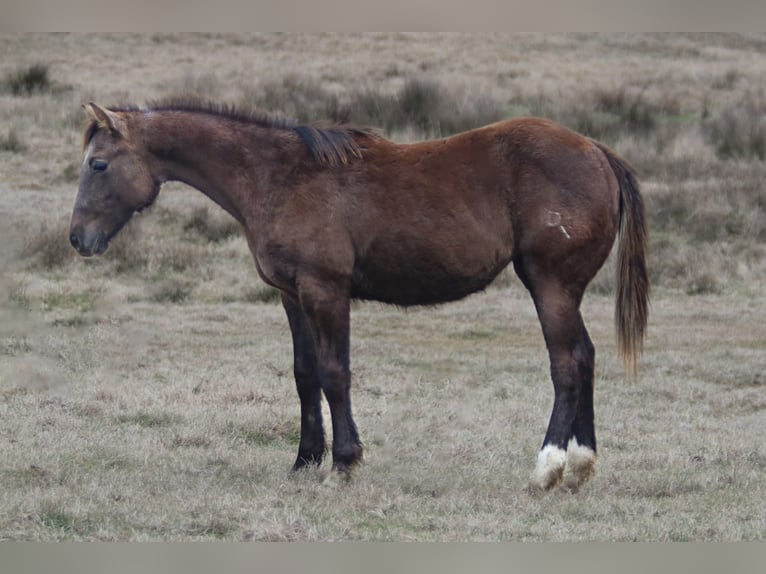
[1,33,765,541]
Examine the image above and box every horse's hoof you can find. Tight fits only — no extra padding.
[562,439,596,492]
[530,444,567,491]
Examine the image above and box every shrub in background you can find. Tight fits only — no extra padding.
[3,63,53,96]
[0,130,26,153]
[247,76,506,138]
[703,93,766,160]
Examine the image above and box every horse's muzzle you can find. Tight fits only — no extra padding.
[69,228,108,257]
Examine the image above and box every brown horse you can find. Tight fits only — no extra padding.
[70,100,648,491]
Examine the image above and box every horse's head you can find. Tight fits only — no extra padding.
[69,103,159,256]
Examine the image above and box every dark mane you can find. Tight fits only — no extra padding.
[85,99,378,167]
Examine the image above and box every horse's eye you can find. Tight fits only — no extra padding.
[91,159,108,172]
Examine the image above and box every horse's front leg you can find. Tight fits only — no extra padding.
[297,278,363,481]
[282,293,326,470]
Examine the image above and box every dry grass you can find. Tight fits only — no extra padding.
[1,33,766,541]
[1,288,764,541]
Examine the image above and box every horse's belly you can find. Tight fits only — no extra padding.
[350,240,512,306]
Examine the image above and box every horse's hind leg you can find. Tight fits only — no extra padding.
[515,261,596,491]
[533,292,596,491]
[563,325,597,492]
[282,294,326,470]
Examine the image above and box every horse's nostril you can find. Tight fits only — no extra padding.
[70,232,81,251]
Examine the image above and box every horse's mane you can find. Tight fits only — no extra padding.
[85,99,379,167]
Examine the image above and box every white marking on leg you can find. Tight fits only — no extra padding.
[560,225,571,239]
[563,437,596,492]
[531,444,567,490]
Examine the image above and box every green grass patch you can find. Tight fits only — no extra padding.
[225,421,300,447]
[42,290,94,312]
[183,517,238,539]
[116,411,181,428]
[449,329,495,340]
[168,434,213,449]
[37,502,98,538]
[40,508,81,532]
[6,282,32,312]
[242,285,281,305]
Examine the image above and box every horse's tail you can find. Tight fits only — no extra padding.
[593,141,649,374]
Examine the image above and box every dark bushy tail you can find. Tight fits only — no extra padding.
[594,141,649,374]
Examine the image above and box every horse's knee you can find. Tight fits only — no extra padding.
[574,331,595,371]
[317,362,350,401]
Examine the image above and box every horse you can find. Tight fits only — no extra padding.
[70,100,648,491]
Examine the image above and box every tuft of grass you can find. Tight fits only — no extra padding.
[58,162,80,183]
[169,434,213,449]
[149,277,193,304]
[242,285,281,305]
[36,501,98,538]
[184,517,237,539]
[225,421,300,447]
[104,221,149,274]
[38,288,99,327]
[40,508,79,532]
[712,68,740,91]
[182,206,241,243]
[116,411,181,428]
[3,63,53,96]
[449,329,495,340]
[396,78,443,132]
[0,130,26,153]
[41,290,94,312]
[21,219,76,270]
[685,270,722,296]
[592,86,675,136]
[6,282,32,312]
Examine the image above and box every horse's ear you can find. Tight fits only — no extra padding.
[83,102,126,136]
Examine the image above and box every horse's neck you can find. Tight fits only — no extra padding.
[141,112,288,225]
